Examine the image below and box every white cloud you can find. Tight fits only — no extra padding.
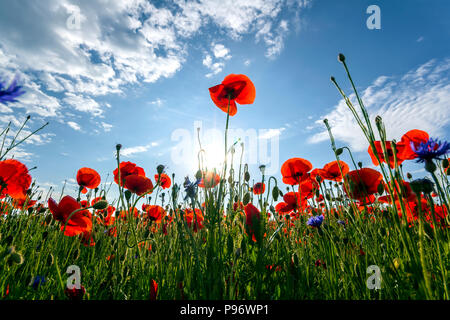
[149,98,165,108]
[100,122,113,132]
[308,58,450,152]
[121,141,159,157]
[212,44,231,60]
[67,121,81,131]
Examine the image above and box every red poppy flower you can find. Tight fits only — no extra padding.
[320,161,349,182]
[396,129,429,160]
[281,158,313,185]
[368,141,405,168]
[275,192,307,214]
[0,159,32,199]
[299,178,319,199]
[150,280,158,300]
[48,196,92,236]
[155,173,171,189]
[199,171,220,188]
[143,204,165,223]
[208,74,255,116]
[124,175,153,196]
[253,182,265,195]
[184,208,204,232]
[344,168,383,202]
[76,167,101,194]
[244,203,262,241]
[378,180,416,204]
[113,161,146,186]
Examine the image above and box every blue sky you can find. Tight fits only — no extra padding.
[0,0,449,199]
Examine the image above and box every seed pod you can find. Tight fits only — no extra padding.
[156,165,165,175]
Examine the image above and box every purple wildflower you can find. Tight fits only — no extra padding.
[307,215,324,228]
[411,138,450,163]
[0,75,26,105]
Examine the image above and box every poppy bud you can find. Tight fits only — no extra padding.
[195,170,202,180]
[443,158,449,169]
[228,175,233,184]
[357,162,363,168]
[338,53,345,63]
[272,186,279,201]
[116,144,122,151]
[243,192,250,205]
[335,148,343,156]
[315,189,320,198]
[377,183,384,195]
[157,165,165,175]
[244,171,250,182]
[325,193,331,201]
[93,200,108,210]
[330,76,335,83]
[125,190,132,201]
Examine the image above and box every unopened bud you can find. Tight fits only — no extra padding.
[93,200,108,210]
[338,53,346,63]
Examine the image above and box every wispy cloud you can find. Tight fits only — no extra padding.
[67,121,81,131]
[121,141,159,157]
[308,58,450,152]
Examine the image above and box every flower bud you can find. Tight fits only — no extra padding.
[335,148,343,156]
[244,171,250,182]
[157,165,165,175]
[93,200,108,210]
[338,53,345,63]
[243,193,250,205]
[272,186,279,201]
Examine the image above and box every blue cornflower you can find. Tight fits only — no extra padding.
[30,275,46,290]
[307,215,324,228]
[411,138,450,163]
[0,75,26,105]
[183,176,201,201]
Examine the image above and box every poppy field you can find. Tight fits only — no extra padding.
[0,54,449,300]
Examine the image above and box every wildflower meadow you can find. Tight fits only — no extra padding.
[0,53,449,302]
